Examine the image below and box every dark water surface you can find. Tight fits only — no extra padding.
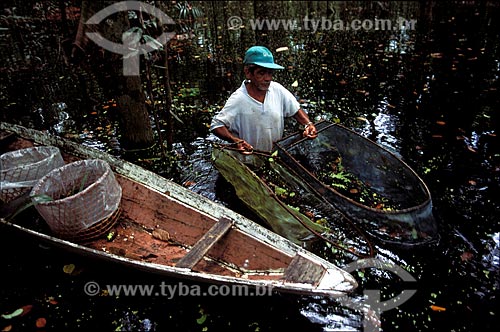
[1,1,499,331]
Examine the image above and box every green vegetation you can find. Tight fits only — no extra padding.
[314,155,401,211]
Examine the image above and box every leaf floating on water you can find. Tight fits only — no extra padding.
[1,305,32,319]
[63,264,76,275]
[35,317,47,328]
[183,180,196,187]
[196,311,207,324]
[18,305,32,317]
[460,251,474,261]
[430,53,443,58]
[1,309,23,320]
[47,297,58,305]
[430,305,446,312]
[197,315,207,324]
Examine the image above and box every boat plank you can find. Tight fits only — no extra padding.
[176,217,233,269]
[283,254,325,286]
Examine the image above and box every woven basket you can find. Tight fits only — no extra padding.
[30,159,122,241]
[67,204,122,243]
[1,146,64,203]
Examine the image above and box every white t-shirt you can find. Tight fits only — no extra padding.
[210,81,300,151]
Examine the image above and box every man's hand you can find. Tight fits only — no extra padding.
[236,139,254,154]
[303,122,318,139]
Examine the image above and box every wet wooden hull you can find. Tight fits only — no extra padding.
[0,122,357,298]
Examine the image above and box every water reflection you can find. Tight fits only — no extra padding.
[300,301,363,331]
[355,108,402,157]
[483,232,500,270]
[178,137,220,201]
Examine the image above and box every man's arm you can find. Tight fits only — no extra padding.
[293,109,318,138]
[212,126,254,151]
[212,125,240,143]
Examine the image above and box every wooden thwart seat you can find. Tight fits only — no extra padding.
[176,217,233,269]
[282,254,326,286]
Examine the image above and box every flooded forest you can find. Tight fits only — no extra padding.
[1,1,499,332]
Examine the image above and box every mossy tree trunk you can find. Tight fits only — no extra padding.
[73,1,154,151]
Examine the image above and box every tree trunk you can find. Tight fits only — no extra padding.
[73,1,154,151]
[163,48,174,150]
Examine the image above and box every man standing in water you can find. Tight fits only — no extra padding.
[210,46,317,152]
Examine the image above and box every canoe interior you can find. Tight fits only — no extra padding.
[0,135,293,281]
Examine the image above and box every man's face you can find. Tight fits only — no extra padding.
[246,66,274,91]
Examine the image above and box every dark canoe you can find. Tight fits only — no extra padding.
[0,122,357,298]
[275,120,438,246]
[212,145,374,258]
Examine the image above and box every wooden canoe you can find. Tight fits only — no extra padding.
[275,120,439,246]
[211,145,374,259]
[0,122,357,298]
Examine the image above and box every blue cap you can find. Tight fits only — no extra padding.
[243,46,284,70]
